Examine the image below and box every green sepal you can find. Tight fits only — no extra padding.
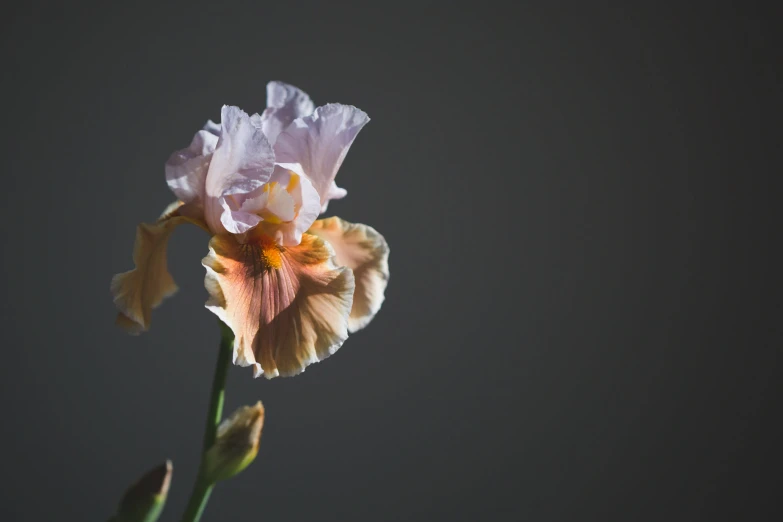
[202,402,264,483]
[111,460,172,522]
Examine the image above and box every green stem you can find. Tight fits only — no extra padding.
[180,321,234,522]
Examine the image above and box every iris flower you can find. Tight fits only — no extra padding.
[111,82,389,378]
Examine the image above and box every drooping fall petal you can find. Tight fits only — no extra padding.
[274,103,369,209]
[309,217,389,332]
[111,203,207,334]
[202,230,355,378]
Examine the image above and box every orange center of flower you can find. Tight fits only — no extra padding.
[255,234,283,270]
[241,232,283,277]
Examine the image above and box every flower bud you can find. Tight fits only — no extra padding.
[203,402,265,483]
[111,460,172,522]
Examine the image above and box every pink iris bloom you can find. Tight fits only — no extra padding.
[111,82,389,378]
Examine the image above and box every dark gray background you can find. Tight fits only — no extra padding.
[1,3,779,521]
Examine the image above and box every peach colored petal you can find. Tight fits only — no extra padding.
[111,202,207,333]
[203,230,355,378]
[309,217,389,332]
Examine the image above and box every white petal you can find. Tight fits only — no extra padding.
[238,165,322,247]
[319,181,348,212]
[204,106,275,234]
[265,166,321,246]
[237,175,296,223]
[203,119,221,136]
[259,81,315,145]
[274,103,369,208]
[263,183,295,222]
[219,196,263,235]
[165,130,218,205]
[266,81,315,114]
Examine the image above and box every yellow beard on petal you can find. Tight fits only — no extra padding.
[202,232,355,378]
[240,232,283,275]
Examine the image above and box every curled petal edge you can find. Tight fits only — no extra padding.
[308,216,389,332]
[111,202,208,334]
[202,231,355,378]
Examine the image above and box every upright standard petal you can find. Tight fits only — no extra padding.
[259,81,315,145]
[274,103,369,208]
[111,204,207,334]
[165,129,219,206]
[309,217,389,332]
[205,106,276,234]
[203,229,355,378]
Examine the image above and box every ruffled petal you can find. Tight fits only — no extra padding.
[219,196,263,235]
[259,81,315,145]
[111,203,207,334]
[165,129,218,205]
[309,217,389,332]
[205,106,275,234]
[203,230,355,378]
[273,103,369,208]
